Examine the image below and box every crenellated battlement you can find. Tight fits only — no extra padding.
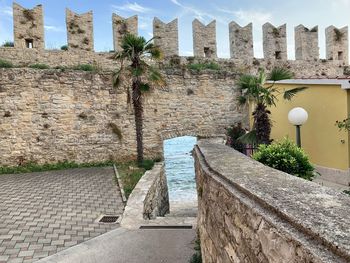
[112,14,138,52]
[2,3,350,65]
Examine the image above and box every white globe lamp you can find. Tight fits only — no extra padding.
[288,107,308,147]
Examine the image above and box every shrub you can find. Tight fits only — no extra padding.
[252,138,315,180]
[72,64,96,72]
[0,59,13,68]
[138,159,155,170]
[61,45,68,51]
[226,123,246,153]
[343,190,350,196]
[2,41,14,47]
[29,63,50,69]
[187,62,220,71]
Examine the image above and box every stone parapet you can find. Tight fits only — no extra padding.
[194,140,350,263]
[121,163,169,229]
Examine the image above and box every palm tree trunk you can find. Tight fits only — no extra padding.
[132,80,144,164]
[253,103,272,145]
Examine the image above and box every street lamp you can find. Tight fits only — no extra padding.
[288,107,308,147]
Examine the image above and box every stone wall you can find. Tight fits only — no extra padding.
[153,18,179,56]
[326,26,348,63]
[229,22,253,60]
[112,15,138,52]
[194,140,350,263]
[121,163,169,229]
[193,19,217,58]
[295,25,319,61]
[0,68,244,165]
[66,9,94,51]
[263,23,287,60]
[13,3,44,49]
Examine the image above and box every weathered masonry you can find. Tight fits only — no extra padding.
[6,3,350,64]
[194,141,350,263]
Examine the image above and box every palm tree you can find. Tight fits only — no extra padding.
[113,34,165,164]
[238,67,307,145]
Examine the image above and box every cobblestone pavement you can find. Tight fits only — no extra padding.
[0,167,125,263]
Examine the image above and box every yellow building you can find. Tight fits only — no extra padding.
[265,79,350,184]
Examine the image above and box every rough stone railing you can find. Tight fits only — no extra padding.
[194,140,350,263]
[120,162,169,229]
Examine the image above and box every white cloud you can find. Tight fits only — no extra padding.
[44,25,64,32]
[234,10,272,25]
[112,2,152,13]
[170,0,222,23]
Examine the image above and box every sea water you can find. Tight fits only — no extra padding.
[163,136,198,202]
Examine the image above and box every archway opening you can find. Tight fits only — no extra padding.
[163,136,197,216]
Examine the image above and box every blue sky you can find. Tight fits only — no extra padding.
[1,0,350,58]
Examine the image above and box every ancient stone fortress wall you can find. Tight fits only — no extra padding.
[2,3,350,65]
[13,3,44,49]
[66,9,94,51]
[153,18,179,56]
[192,19,217,58]
[295,25,319,60]
[194,140,350,263]
[112,14,138,52]
[0,68,244,166]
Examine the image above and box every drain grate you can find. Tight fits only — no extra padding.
[139,225,193,229]
[99,215,119,223]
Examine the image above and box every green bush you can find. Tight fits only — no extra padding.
[72,64,96,72]
[138,159,155,170]
[187,62,220,71]
[252,138,315,180]
[2,41,14,47]
[29,63,50,69]
[0,59,13,68]
[343,189,350,196]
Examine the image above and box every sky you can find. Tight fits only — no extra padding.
[1,0,350,58]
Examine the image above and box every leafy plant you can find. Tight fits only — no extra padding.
[187,62,220,71]
[237,68,307,145]
[253,138,315,180]
[29,63,50,69]
[343,189,350,196]
[335,117,350,131]
[2,41,14,47]
[0,59,13,68]
[109,123,123,141]
[61,45,68,51]
[112,34,165,164]
[334,28,344,42]
[0,160,115,175]
[226,123,246,153]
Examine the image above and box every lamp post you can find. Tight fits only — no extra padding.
[288,107,308,147]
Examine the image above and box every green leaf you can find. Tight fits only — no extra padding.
[283,87,308,100]
[140,83,151,92]
[237,130,257,144]
[268,67,294,81]
[238,96,247,105]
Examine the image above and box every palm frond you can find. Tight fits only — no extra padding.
[283,87,308,100]
[238,96,247,105]
[140,83,151,92]
[237,130,257,144]
[113,68,122,88]
[148,67,166,87]
[268,67,294,81]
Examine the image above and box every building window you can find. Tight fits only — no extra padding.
[275,51,282,59]
[25,39,34,48]
[338,51,344,60]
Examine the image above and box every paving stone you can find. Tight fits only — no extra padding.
[0,167,124,262]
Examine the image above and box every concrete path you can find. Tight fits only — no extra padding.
[36,228,196,263]
[0,167,124,263]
